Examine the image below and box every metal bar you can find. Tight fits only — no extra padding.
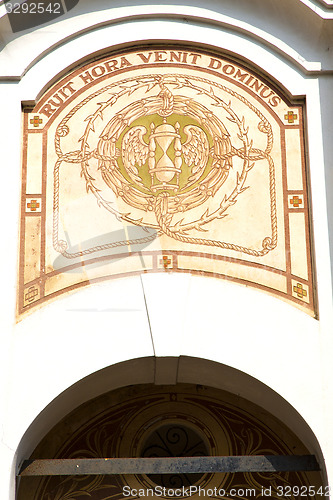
[19,455,320,477]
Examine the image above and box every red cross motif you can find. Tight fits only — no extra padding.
[289,195,303,208]
[25,286,39,303]
[30,115,43,127]
[160,255,172,269]
[293,283,307,299]
[284,111,298,124]
[27,199,40,212]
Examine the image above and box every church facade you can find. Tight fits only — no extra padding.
[0,0,332,498]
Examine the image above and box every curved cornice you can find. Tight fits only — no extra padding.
[0,0,332,21]
[0,5,329,81]
[299,0,333,15]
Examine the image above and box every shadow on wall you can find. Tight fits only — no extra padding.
[4,0,80,33]
[52,226,158,273]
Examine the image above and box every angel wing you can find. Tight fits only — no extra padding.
[121,126,149,186]
[211,133,232,171]
[97,120,121,174]
[182,125,210,183]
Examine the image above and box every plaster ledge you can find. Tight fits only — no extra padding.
[0,6,324,80]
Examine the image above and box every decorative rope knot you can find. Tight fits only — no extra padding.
[262,237,275,251]
[60,150,84,163]
[258,120,271,134]
[158,87,174,117]
[56,124,69,137]
[56,239,69,252]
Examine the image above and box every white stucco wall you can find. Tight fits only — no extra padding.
[0,1,332,499]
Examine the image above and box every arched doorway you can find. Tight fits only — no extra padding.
[17,374,325,499]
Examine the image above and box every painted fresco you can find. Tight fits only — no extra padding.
[18,46,315,317]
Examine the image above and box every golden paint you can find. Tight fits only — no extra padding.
[18,46,315,318]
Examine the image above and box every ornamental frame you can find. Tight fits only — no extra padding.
[18,46,315,317]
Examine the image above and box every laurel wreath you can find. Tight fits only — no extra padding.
[53,74,277,258]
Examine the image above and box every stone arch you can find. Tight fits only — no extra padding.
[16,356,327,498]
